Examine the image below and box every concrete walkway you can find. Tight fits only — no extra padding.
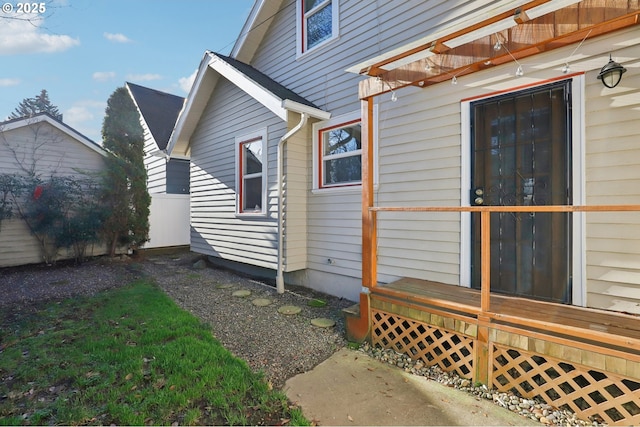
[285,348,539,426]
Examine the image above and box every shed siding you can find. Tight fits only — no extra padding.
[0,123,104,176]
[0,121,106,267]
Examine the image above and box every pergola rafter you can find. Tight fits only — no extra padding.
[358,0,640,99]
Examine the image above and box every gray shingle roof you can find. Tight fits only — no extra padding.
[126,82,185,150]
[213,53,321,110]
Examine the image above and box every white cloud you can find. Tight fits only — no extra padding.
[92,71,116,82]
[0,78,21,87]
[64,100,106,142]
[0,15,79,54]
[126,73,162,82]
[178,69,198,93]
[65,106,94,123]
[103,32,132,43]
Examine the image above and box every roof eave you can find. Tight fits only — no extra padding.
[231,0,286,63]
[166,51,216,157]
[282,99,331,120]
[0,113,106,157]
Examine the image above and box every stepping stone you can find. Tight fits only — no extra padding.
[252,298,272,307]
[216,284,233,289]
[307,298,327,308]
[311,318,336,328]
[193,260,207,269]
[232,290,251,297]
[278,305,302,315]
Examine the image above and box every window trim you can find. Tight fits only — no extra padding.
[297,0,339,57]
[235,129,268,216]
[313,109,377,191]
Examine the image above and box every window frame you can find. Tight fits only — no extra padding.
[235,129,268,216]
[297,0,339,57]
[313,110,377,191]
[459,75,585,305]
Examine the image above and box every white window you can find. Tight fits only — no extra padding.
[236,129,267,215]
[313,110,377,191]
[298,0,338,55]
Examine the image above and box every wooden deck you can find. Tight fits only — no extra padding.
[375,277,640,357]
[365,278,640,425]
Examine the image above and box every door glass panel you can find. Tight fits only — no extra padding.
[471,81,572,303]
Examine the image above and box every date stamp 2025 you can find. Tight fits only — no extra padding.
[2,2,47,14]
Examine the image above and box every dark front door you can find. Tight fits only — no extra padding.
[470,80,572,303]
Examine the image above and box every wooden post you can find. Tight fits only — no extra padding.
[476,210,491,384]
[362,97,377,289]
[480,210,490,312]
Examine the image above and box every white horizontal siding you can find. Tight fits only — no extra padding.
[583,33,640,313]
[142,119,167,194]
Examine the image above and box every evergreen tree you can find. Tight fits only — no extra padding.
[100,86,150,256]
[9,89,63,121]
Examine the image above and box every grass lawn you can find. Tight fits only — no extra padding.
[0,280,308,426]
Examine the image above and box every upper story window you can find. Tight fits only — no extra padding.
[299,0,338,55]
[236,129,267,215]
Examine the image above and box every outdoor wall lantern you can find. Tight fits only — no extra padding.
[597,55,626,88]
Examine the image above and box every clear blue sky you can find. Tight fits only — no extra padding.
[0,0,254,141]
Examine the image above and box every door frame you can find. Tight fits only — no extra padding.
[459,75,586,306]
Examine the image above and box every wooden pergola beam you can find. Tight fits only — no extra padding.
[358,2,640,99]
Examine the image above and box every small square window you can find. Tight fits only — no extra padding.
[236,130,267,215]
[313,110,377,192]
[299,0,338,54]
[321,120,361,187]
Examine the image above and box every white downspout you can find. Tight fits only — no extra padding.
[276,112,309,294]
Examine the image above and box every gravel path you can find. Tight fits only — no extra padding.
[0,250,353,389]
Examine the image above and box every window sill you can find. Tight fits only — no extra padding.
[296,35,340,61]
[311,184,378,195]
[236,211,268,218]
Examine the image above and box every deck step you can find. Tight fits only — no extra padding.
[342,303,360,317]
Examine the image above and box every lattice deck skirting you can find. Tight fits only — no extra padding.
[492,344,640,426]
[371,310,474,378]
[370,309,640,426]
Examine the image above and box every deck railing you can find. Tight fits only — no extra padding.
[364,204,640,425]
[367,204,640,354]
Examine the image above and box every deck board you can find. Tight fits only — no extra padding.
[375,278,640,341]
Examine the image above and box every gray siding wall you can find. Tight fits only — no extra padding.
[374,27,640,314]
[375,85,462,285]
[195,0,640,309]
[244,0,513,287]
[0,121,107,267]
[189,78,284,270]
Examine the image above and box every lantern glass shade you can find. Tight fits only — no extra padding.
[597,56,627,88]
